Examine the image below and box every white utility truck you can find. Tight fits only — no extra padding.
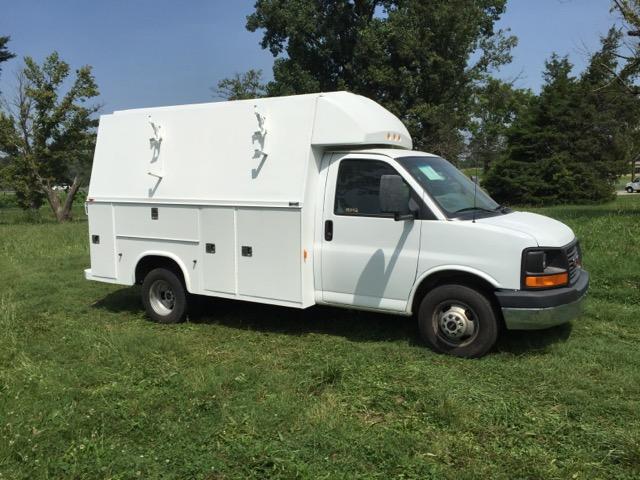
[85,92,588,357]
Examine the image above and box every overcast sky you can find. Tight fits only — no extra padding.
[0,0,623,113]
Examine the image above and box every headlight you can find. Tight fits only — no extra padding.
[522,249,569,289]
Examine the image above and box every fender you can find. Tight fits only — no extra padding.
[132,250,193,292]
[406,265,501,314]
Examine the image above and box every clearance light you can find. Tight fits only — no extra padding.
[386,132,402,142]
[525,272,569,288]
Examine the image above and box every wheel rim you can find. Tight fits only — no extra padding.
[432,301,479,347]
[149,279,175,316]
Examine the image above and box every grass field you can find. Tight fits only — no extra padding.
[1,197,639,479]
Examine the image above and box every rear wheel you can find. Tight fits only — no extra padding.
[418,284,498,358]
[626,187,634,193]
[142,268,188,323]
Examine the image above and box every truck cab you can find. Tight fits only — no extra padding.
[84,92,588,358]
[316,149,588,357]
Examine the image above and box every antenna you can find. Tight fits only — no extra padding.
[472,154,478,224]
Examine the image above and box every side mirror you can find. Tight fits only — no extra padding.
[380,174,413,221]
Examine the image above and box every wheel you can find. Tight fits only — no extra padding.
[141,268,188,323]
[626,187,634,193]
[418,284,499,358]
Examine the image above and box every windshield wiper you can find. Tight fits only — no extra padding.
[493,204,511,213]
[452,206,496,214]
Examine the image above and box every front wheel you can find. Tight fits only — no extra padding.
[626,187,634,193]
[418,284,499,358]
[142,268,188,323]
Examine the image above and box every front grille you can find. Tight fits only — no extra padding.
[566,242,581,283]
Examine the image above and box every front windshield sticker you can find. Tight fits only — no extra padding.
[418,165,444,181]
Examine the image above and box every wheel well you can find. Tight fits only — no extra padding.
[135,256,186,286]
[411,270,500,316]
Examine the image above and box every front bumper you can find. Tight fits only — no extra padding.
[495,270,589,330]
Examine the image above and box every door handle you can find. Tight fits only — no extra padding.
[324,220,333,241]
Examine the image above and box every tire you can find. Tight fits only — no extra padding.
[418,284,499,358]
[141,267,188,323]
[626,187,634,193]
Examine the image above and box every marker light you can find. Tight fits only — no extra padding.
[386,132,402,142]
[525,272,569,288]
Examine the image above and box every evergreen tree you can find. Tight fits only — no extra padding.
[467,79,533,173]
[484,29,640,205]
[0,35,15,79]
[0,36,15,189]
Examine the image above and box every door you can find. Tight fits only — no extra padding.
[237,208,302,304]
[320,155,421,312]
[201,207,236,295]
[88,202,117,279]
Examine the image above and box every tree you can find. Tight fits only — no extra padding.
[0,52,99,221]
[0,35,15,78]
[575,28,640,190]
[611,1,640,179]
[612,0,640,69]
[0,36,15,189]
[467,79,533,173]
[0,72,45,208]
[483,55,578,205]
[484,29,640,205]
[214,69,266,100]
[240,0,515,160]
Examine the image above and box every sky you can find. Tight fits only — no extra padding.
[0,0,624,113]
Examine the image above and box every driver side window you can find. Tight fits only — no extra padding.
[334,159,402,217]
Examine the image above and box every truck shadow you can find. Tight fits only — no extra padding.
[93,287,420,343]
[93,287,573,354]
[496,323,572,355]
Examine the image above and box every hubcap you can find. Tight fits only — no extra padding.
[149,279,175,316]
[433,302,478,346]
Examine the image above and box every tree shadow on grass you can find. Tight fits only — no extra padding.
[92,287,574,354]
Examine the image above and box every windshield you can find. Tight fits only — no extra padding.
[397,156,501,218]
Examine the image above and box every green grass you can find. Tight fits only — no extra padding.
[1,197,639,479]
[460,167,484,182]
